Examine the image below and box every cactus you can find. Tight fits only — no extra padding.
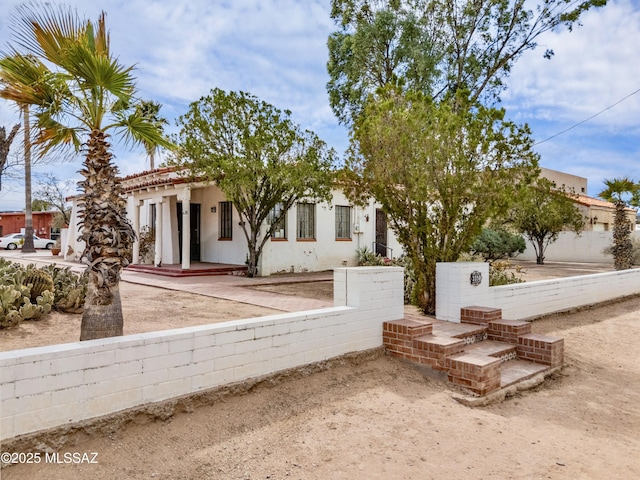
[22,267,55,302]
[21,290,54,320]
[0,285,25,328]
[0,260,85,328]
[40,264,88,313]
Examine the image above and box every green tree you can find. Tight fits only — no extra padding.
[598,177,640,270]
[509,178,585,265]
[344,89,538,314]
[2,4,173,340]
[328,0,607,125]
[0,124,20,190]
[173,88,336,277]
[31,198,50,211]
[135,100,168,170]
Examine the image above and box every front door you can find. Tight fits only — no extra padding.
[375,209,387,257]
[177,202,201,262]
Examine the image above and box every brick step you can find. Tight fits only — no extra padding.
[500,359,549,388]
[463,340,518,363]
[382,314,564,398]
[412,335,465,371]
[487,319,532,344]
[445,353,501,396]
[431,320,487,344]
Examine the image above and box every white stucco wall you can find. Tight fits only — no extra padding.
[0,267,403,441]
[518,231,640,264]
[436,262,640,322]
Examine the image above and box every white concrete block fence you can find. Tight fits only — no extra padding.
[0,267,404,442]
[436,262,640,322]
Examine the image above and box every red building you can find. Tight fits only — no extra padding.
[0,211,58,239]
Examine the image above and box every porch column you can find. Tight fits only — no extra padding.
[180,187,191,270]
[131,199,142,264]
[154,198,164,267]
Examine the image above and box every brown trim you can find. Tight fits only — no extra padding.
[218,237,232,241]
[296,238,316,242]
[335,238,352,241]
[270,238,289,242]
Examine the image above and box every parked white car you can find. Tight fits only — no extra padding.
[0,233,55,250]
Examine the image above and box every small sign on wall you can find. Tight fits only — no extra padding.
[470,270,482,286]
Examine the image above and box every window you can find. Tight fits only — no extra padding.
[150,203,157,236]
[296,203,315,240]
[50,227,61,241]
[335,205,351,240]
[219,201,233,240]
[268,203,287,239]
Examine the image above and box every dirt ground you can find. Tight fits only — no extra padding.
[1,261,639,479]
[0,285,280,352]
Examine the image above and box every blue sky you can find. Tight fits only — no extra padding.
[0,0,638,211]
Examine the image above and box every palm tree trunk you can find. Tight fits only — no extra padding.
[80,280,124,339]
[21,105,36,253]
[79,129,135,340]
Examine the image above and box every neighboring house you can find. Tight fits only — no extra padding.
[65,167,402,275]
[0,210,58,239]
[540,167,636,232]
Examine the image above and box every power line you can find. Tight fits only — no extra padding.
[534,87,640,146]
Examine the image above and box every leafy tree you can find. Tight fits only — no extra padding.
[328,0,607,125]
[599,177,640,270]
[2,4,173,340]
[31,198,50,211]
[471,228,526,262]
[173,88,336,277]
[0,124,20,190]
[509,178,585,265]
[343,89,539,314]
[34,174,74,226]
[135,100,168,170]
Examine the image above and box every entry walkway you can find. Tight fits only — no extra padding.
[0,250,333,313]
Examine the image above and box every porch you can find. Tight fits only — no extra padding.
[126,262,248,277]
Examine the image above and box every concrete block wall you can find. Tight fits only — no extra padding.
[0,267,404,442]
[436,262,640,321]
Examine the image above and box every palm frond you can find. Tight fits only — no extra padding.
[109,110,175,151]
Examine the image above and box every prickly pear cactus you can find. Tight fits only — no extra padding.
[0,285,27,328]
[21,290,54,321]
[22,268,55,302]
[41,264,88,313]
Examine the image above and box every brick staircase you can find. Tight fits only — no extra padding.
[383,306,564,396]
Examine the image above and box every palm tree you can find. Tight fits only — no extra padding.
[0,124,20,190]
[135,100,168,170]
[599,177,640,270]
[2,4,173,339]
[0,53,49,253]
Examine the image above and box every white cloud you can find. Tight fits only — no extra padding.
[505,0,640,129]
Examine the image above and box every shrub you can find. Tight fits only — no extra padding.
[355,247,415,304]
[489,260,526,286]
[356,246,384,266]
[471,228,526,262]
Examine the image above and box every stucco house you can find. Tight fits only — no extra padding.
[62,165,635,270]
[64,167,402,275]
[540,167,636,231]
